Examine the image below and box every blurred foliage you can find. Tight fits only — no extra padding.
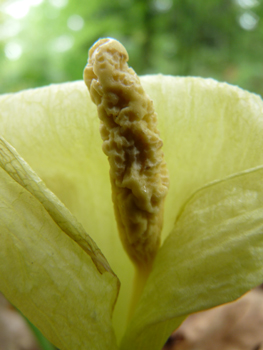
[0,0,263,95]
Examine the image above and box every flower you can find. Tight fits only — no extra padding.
[0,39,263,350]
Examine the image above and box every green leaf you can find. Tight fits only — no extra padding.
[0,137,119,350]
[121,166,263,350]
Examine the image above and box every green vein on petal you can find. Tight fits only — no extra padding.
[121,166,263,350]
[0,137,119,350]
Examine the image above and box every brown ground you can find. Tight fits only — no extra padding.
[163,286,263,350]
[0,293,40,350]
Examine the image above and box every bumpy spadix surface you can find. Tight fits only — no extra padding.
[0,76,263,350]
[84,39,169,267]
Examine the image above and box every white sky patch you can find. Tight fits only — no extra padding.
[50,35,74,52]
[239,11,259,30]
[2,0,43,19]
[4,42,23,60]
[49,0,68,8]
[67,14,84,31]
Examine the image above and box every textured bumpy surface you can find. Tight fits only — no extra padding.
[84,38,169,267]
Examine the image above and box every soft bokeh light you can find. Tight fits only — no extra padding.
[0,0,262,96]
[48,0,68,8]
[67,15,84,31]
[50,35,74,52]
[2,0,43,19]
[239,11,259,30]
[3,0,30,19]
[153,0,172,12]
[235,0,259,9]
[4,42,23,60]
[0,20,21,40]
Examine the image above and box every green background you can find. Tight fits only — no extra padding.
[1,0,263,95]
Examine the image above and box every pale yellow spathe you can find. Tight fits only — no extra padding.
[0,76,263,349]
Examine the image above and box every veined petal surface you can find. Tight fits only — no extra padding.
[0,83,133,338]
[0,137,119,349]
[141,75,263,241]
[122,167,263,350]
[2,77,262,261]
[1,76,263,343]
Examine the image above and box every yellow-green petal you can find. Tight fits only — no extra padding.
[0,137,119,350]
[121,166,263,350]
[141,75,263,242]
[2,76,263,343]
[0,83,133,339]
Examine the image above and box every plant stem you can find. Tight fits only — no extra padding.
[128,263,152,321]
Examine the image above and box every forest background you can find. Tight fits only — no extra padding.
[0,0,263,97]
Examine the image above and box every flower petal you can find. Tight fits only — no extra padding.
[0,137,119,350]
[2,77,263,342]
[121,166,263,350]
[140,75,263,241]
[0,82,133,339]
